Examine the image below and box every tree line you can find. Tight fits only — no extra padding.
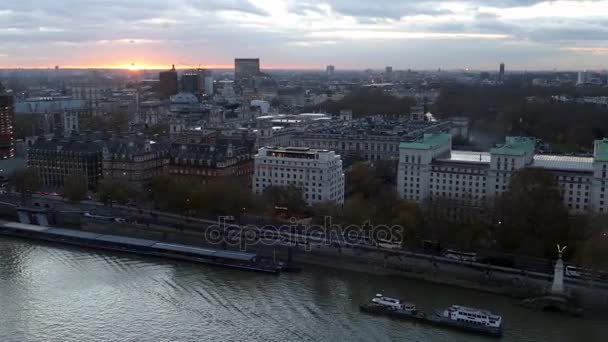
[8,162,608,269]
[307,88,416,118]
[434,83,608,150]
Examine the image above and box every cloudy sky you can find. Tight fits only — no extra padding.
[1,0,607,70]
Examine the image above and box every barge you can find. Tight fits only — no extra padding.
[0,221,282,274]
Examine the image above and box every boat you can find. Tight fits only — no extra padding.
[360,294,419,318]
[359,295,503,338]
[436,305,503,337]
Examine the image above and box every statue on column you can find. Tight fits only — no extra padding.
[550,244,567,296]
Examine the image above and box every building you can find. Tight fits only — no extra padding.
[385,66,393,75]
[102,139,170,188]
[577,71,589,86]
[326,65,335,76]
[181,72,200,94]
[14,96,87,135]
[281,116,458,161]
[199,69,214,96]
[159,65,179,98]
[235,58,260,83]
[252,147,345,206]
[498,63,505,83]
[27,134,107,190]
[398,134,608,215]
[62,111,79,136]
[0,83,15,159]
[168,143,254,179]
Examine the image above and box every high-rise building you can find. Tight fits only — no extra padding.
[198,69,214,96]
[385,66,393,75]
[326,65,335,76]
[498,63,505,83]
[577,71,588,85]
[235,58,260,83]
[0,83,15,160]
[159,65,178,98]
[181,71,200,94]
[252,147,345,206]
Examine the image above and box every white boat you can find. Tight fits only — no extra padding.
[441,305,502,329]
[371,294,416,312]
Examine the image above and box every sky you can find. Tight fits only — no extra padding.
[0,0,607,70]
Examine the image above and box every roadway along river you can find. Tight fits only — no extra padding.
[0,237,605,342]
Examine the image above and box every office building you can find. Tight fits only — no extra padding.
[199,69,214,96]
[159,65,179,98]
[398,134,608,215]
[577,71,589,85]
[27,134,107,190]
[326,65,335,76]
[0,83,15,159]
[252,147,345,206]
[498,63,505,83]
[235,58,260,83]
[181,72,200,94]
[385,66,393,75]
[261,116,462,161]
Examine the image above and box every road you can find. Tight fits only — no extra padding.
[2,191,607,287]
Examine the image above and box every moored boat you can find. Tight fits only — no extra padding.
[359,294,504,338]
[436,305,503,337]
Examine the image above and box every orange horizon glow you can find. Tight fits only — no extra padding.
[0,62,326,71]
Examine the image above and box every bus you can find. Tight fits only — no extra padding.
[443,249,477,262]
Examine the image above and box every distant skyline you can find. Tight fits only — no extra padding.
[1,1,608,70]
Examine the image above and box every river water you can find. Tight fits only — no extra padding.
[0,237,605,342]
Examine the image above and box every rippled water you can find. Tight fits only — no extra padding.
[0,237,605,342]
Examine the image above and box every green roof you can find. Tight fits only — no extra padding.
[490,136,535,156]
[594,138,608,162]
[400,133,451,150]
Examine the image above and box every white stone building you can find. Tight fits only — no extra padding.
[253,147,345,206]
[398,133,608,215]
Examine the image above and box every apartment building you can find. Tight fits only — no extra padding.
[253,147,345,205]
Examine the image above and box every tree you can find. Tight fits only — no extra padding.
[341,194,373,226]
[97,179,130,206]
[372,160,398,186]
[197,177,254,217]
[495,168,571,257]
[10,168,40,205]
[62,175,87,203]
[391,201,425,246]
[308,88,416,118]
[346,162,382,199]
[262,185,307,214]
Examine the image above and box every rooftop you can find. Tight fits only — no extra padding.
[595,138,608,162]
[490,136,535,156]
[437,151,491,164]
[532,155,594,172]
[400,133,451,150]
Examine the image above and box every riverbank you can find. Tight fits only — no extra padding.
[76,219,608,311]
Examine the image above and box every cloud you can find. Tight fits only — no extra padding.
[0,0,607,69]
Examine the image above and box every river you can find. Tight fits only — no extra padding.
[0,237,605,342]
